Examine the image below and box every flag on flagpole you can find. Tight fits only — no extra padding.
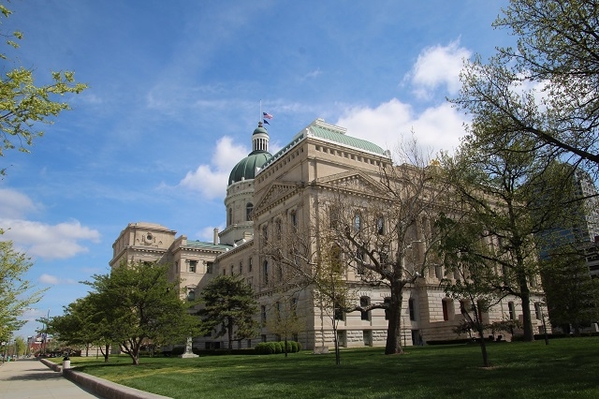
[263,112,273,119]
[263,119,270,125]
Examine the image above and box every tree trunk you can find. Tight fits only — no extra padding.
[332,322,341,365]
[385,281,404,355]
[519,277,535,341]
[477,326,490,367]
[227,317,234,350]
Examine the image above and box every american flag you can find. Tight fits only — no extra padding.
[263,112,273,119]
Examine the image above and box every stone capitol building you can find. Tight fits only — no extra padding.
[109,118,547,350]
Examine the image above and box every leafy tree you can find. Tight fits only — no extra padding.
[437,131,567,341]
[453,0,599,171]
[0,238,44,342]
[199,274,259,351]
[48,294,116,361]
[0,3,87,174]
[541,246,599,334]
[263,295,304,358]
[85,261,199,365]
[436,212,506,367]
[13,335,25,356]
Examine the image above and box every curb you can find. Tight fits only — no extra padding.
[39,358,172,399]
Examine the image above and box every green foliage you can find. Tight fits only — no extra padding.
[0,2,87,174]
[82,261,200,365]
[254,341,301,355]
[0,238,45,342]
[254,342,273,354]
[453,0,599,168]
[541,246,599,333]
[199,274,259,350]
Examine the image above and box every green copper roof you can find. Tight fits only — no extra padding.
[308,124,387,155]
[228,150,273,185]
[253,126,268,135]
[186,240,231,251]
[261,119,389,171]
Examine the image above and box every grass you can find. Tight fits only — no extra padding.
[65,337,599,399]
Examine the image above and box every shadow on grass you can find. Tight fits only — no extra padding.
[73,338,599,399]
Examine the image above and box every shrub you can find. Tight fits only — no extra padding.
[255,343,274,355]
[288,341,298,353]
[254,341,301,355]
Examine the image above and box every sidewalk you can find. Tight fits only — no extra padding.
[0,358,101,399]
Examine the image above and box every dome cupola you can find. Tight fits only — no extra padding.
[228,122,272,185]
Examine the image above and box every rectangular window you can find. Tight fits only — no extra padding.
[248,258,253,272]
[442,300,449,321]
[384,297,391,320]
[409,298,416,321]
[206,262,214,274]
[239,261,243,274]
[334,303,345,321]
[261,305,267,325]
[189,260,197,273]
[360,297,370,321]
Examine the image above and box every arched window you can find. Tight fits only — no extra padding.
[275,219,282,240]
[290,210,297,228]
[246,203,253,221]
[262,224,268,245]
[228,207,233,226]
[187,289,195,301]
[534,302,542,319]
[376,216,385,235]
[354,213,362,231]
[263,260,269,284]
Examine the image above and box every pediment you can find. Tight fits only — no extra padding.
[253,181,300,215]
[316,170,388,196]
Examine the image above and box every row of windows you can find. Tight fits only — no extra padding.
[334,296,417,322]
[261,210,299,245]
[176,260,214,274]
[227,203,255,226]
[314,144,382,167]
[223,258,254,276]
[260,298,299,324]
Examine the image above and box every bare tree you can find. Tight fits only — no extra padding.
[261,214,357,365]
[324,138,450,355]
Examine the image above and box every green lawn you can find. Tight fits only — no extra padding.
[68,337,599,399]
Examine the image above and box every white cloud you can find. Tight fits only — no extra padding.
[194,225,225,243]
[406,40,471,100]
[39,273,76,285]
[0,218,101,260]
[0,188,40,218]
[179,136,249,200]
[336,98,467,158]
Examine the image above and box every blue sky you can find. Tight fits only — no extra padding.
[1,0,514,338]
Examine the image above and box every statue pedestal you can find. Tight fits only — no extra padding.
[179,352,199,358]
[179,336,199,358]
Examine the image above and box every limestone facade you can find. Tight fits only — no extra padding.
[109,118,548,350]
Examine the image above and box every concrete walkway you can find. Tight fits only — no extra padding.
[0,358,101,399]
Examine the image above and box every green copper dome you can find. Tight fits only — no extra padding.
[228,150,272,185]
